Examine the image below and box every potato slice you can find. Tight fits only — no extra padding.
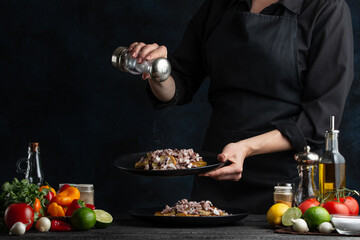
[199,210,212,216]
[135,157,150,169]
[193,160,207,168]
[155,210,175,216]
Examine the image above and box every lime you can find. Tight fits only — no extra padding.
[303,206,330,229]
[281,207,302,226]
[94,209,113,229]
[71,207,96,231]
[266,203,289,227]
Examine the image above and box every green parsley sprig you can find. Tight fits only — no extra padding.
[0,178,50,215]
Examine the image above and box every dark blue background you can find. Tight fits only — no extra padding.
[0,0,359,213]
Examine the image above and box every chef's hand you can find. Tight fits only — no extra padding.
[199,142,248,181]
[199,130,293,181]
[128,42,168,80]
[127,42,175,102]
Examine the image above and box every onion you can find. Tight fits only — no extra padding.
[292,219,309,232]
[9,222,26,236]
[36,217,51,232]
[318,222,335,234]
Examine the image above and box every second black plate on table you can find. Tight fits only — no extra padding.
[114,151,227,177]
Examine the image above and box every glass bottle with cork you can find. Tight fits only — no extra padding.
[319,116,346,197]
[16,142,44,186]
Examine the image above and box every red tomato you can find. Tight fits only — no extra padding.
[4,203,34,231]
[335,196,359,215]
[298,198,320,214]
[322,201,350,215]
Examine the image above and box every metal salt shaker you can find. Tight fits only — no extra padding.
[111,46,171,82]
[294,146,319,206]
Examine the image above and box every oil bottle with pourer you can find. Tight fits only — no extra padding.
[319,116,346,198]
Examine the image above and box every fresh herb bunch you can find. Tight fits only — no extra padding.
[0,178,50,213]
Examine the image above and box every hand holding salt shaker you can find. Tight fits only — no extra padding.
[111,46,171,82]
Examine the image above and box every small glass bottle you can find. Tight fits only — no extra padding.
[319,116,346,197]
[77,184,94,205]
[16,142,44,186]
[294,146,319,206]
[274,185,293,207]
[111,46,171,82]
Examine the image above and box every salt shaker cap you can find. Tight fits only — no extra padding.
[294,146,319,165]
[111,46,128,70]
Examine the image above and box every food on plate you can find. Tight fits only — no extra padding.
[135,149,207,170]
[154,199,229,217]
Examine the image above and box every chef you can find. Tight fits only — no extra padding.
[126,0,354,213]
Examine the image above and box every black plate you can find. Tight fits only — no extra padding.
[128,207,248,226]
[114,151,227,177]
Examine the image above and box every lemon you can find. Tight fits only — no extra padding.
[267,203,289,227]
[281,207,302,226]
[303,206,330,229]
[94,209,113,229]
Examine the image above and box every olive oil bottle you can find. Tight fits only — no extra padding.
[319,116,345,196]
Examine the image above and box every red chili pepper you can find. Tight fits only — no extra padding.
[57,184,71,194]
[85,204,95,210]
[65,199,86,216]
[45,191,55,206]
[50,220,73,232]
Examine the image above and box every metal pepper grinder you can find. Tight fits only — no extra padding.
[294,146,319,206]
[111,46,171,82]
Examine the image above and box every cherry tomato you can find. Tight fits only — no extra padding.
[4,203,34,231]
[335,196,359,215]
[322,200,350,215]
[298,198,320,214]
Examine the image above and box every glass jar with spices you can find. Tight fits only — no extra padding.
[77,184,94,205]
[274,185,293,207]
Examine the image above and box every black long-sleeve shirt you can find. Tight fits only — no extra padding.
[147,0,354,152]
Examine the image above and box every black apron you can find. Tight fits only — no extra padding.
[191,7,301,214]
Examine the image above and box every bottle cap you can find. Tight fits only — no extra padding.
[294,146,319,165]
[326,115,339,134]
[29,142,39,151]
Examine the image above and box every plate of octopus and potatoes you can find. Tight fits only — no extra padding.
[114,149,228,177]
[128,199,249,226]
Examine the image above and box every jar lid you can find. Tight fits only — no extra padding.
[274,186,292,190]
[294,146,319,165]
[76,184,94,191]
